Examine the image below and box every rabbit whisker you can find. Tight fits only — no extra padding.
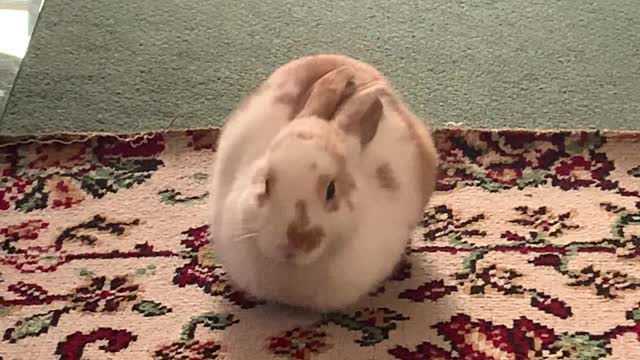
[234,232,258,242]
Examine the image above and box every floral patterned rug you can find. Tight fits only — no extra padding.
[1,128,639,359]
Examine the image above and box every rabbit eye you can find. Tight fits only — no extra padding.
[325,180,336,201]
[265,177,271,195]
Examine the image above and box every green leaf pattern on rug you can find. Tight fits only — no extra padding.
[55,215,140,248]
[564,132,604,154]
[460,249,488,275]
[551,334,610,360]
[78,268,96,278]
[0,306,13,318]
[132,300,172,317]
[179,313,238,342]
[192,172,209,181]
[3,308,69,343]
[14,180,48,212]
[515,170,548,188]
[159,188,208,205]
[321,308,409,346]
[79,159,161,199]
[627,303,640,321]
[80,159,161,199]
[132,264,157,277]
[198,248,217,267]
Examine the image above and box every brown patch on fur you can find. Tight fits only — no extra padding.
[381,91,438,206]
[336,94,383,147]
[287,200,325,253]
[271,69,332,120]
[297,67,356,120]
[218,54,388,137]
[375,163,398,191]
[270,126,357,213]
[267,54,388,121]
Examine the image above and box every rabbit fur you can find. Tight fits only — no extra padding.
[208,54,438,311]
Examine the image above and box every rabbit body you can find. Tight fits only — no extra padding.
[209,54,437,311]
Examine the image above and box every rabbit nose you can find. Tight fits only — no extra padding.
[286,227,323,254]
[286,200,325,254]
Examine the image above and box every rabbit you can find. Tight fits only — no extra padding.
[208,54,438,311]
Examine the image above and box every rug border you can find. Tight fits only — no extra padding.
[2,125,640,148]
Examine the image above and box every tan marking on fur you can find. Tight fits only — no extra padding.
[270,54,385,92]
[224,54,389,131]
[287,200,325,253]
[267,54,387,121]
[271,124,357,213]
[272,68,335,119]
[379,89,438,206]
[332,84,385,147]
[297,66,356,120]
[375,162,399,191]
[269,57,430,193]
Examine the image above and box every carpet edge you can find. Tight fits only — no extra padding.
[2,125,640,148]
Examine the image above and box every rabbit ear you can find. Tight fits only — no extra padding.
[333,85,385,147]
[297,66,356,120]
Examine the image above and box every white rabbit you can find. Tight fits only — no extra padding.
[208,54,438,311]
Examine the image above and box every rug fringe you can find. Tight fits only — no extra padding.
[2,125,639,148]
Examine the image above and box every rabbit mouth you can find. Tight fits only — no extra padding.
[256,239,326,267]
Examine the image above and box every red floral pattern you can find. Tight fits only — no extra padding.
[0,128,638,359]
[0,219,48,241]
[154,340,223,359]
[266,327,332,359]
[70,276,139,312]
[0,133,165,213]
[1,245,67,273]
